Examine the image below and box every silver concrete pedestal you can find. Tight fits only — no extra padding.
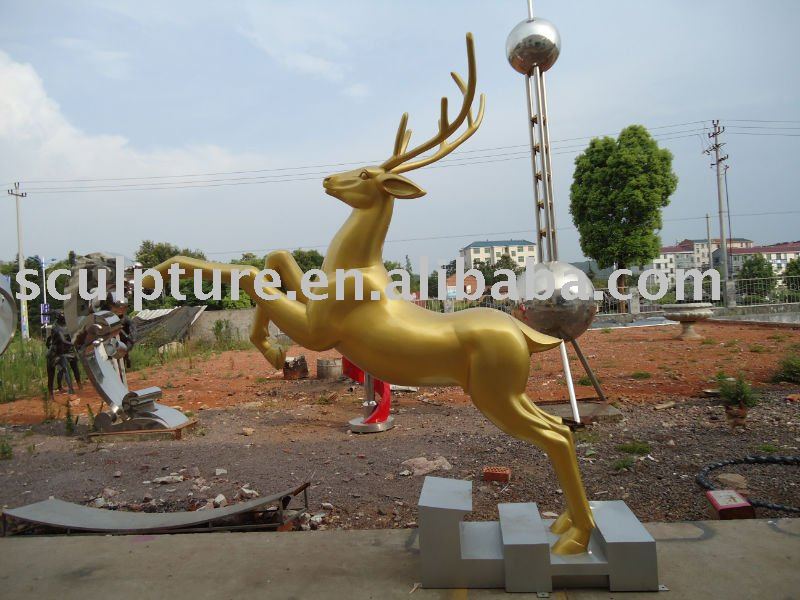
[418,476,659,593]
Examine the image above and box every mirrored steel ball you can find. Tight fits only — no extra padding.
[506,17,561,74]
[513,261,596,341]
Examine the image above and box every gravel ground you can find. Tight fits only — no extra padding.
[1,385,798,531]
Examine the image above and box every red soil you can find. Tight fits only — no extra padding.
[1,322,797,425]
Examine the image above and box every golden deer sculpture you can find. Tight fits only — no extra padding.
[142,33,595,554]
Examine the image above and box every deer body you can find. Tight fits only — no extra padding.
[143,33,595,554]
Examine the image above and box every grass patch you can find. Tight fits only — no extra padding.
[574,430,599,444]
[749,344,767,354]
[701,338,717,346]
[0,336,49,403]
[576,375,593,386]
[0,437,12,460]
[767,334,787,341]
[773,354,800,384]
[757,443,779,453]
[723,339,739,348]
[612,456,635,471]
[630,371,652,380]
[616,440,651,455]
[601,328,612,334]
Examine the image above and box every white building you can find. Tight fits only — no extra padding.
[713,241,800,276]
[649,237,754,283]
[460,239,537,268]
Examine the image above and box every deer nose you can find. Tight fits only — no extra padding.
[323,177,331,186]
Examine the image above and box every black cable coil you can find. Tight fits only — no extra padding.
[696,455,800,513]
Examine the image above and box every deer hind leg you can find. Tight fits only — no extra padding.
[469,363,594,555]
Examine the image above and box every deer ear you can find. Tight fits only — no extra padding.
[377,173,426,199]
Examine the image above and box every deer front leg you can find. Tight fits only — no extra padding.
[248,251,310,368]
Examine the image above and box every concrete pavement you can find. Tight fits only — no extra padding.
[0,518,798,599]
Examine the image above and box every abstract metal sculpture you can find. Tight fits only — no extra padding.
[506,4,607,411]
[66,254,188,432]
[143,34,594,553]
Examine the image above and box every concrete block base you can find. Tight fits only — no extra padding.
[418,476,660,593]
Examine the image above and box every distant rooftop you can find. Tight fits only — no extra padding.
[462,239,535,249]
[724,241,800,255]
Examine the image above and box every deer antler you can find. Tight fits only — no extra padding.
[381,33,486,174]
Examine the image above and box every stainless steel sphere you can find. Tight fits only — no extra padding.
[512,261,596,341]
[0,276,16,356]
[506,17,561,74]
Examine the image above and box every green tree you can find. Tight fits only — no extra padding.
[737,254,775,301]
[784,257,800,292]
[291,249,324,272]
[135,241,210,309]
[569,125,678,302]
[135,240,206,268]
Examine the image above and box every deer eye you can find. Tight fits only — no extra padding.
[359,171,369,180]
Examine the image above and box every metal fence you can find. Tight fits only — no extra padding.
[417,275,800,315]
[733,275,800,307]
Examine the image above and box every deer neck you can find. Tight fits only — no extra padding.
[324,197,394,271]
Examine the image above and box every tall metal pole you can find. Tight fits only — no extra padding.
[706,213,712,269]
[8,182,29,341]
[724,165,733,276]
[525,77,544,264]
[708,120,730,303]
[539,71,558,260]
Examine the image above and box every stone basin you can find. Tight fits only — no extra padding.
[662,303,713,340]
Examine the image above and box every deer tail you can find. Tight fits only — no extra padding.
[515,320,562,355]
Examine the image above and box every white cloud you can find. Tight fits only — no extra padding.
[239,1,354,85]
[54,37,131,80]
[341,83,370,100]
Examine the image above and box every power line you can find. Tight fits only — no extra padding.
[7,120,713,187]
[16,129,714,194]
[202,209,800,256]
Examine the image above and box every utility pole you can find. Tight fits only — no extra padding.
[7,182,30,341]
[705,120,731,305]
[706,213,712,269]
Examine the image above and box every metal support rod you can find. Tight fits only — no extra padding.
[539,71,559,261]
[531,66,554,261]
[571,339,607,404]
[527,0,534,20]
[364,371,375,404]
[559,342,580,423]
[525,75,544,264]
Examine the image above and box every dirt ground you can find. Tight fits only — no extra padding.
[1,322,799,530]
[2,322,799,425]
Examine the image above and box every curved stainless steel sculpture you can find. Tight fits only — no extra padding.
[0,277,16,356]
[66,253,188,432]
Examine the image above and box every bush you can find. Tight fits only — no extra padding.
[616,440,651,455]
[717,373,758,408]
[773,354,800,384]
[613,457,635,471]
[0,437,11,460]
[0,337,49,403]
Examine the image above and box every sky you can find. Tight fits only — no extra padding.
[1,0,799,272]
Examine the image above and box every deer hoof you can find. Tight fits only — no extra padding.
[551,526,591,555]
[549,510,572,534]
[264,345,286,370]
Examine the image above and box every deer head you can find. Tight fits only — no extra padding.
[322,33,486,209]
